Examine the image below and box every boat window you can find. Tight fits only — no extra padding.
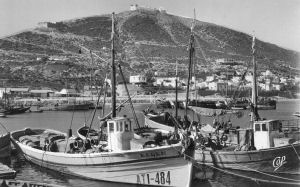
[116,122,119,131]
[271,121,280,131]
[120,121,123,131]
[109,122,114,132]
[261,124,267,131]
[255,123,260,131]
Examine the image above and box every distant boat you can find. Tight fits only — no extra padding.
[293,112,300,118]
[0,85,30,115]
[228,99,249,110]
[256,98,277,110]
[3,106,30,115]
[0,111,6,118]
[29,105,43,113]
[54,101,92,111]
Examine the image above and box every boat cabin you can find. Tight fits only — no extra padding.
[253,119,284,150]
[107,117,134,151]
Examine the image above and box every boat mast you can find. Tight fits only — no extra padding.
[185,10,196,116]
[118,64,141,128]
[175,60,178,119]
[111,12,116,118]
[251,35,259,122]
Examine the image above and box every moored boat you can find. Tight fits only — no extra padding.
[143,110,177,132]
[194,119,300,173]
[193,36,300,175]
[54,102,92,111]
[0,112,6,118]
[11,124,192,186]
[257,98,277,110]
[29,105,43,113]
[0,133,11,158]
[10,12,193,187]
[293,112,300,118]
[3,106,30,115]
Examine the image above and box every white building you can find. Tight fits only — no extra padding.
[245,74,253,82]
[129,75,147,84]
[206,75,216,82]
[232,76,242,83]
[155,77,177,87]
[154,77,186,88]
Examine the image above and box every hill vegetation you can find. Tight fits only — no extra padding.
[0,9,299,90]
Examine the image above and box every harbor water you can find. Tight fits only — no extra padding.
[0,99,299,187]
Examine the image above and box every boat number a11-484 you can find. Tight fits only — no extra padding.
[137,171,171,185]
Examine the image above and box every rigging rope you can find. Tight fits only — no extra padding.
[0,122,9,133]
[290,143,300,161]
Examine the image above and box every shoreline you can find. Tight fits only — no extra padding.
[14,95,300,103]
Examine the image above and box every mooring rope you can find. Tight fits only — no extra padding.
[290,143,300,160]
[0,121,9,133]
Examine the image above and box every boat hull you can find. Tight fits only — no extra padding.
[54,103,91,111]
[4,107,30,115]
[144,114,175,132]
[194,143,300,173]
[11,129,192,187]
[257,105,276,110]
[0,133,11,158]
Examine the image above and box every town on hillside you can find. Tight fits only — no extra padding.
[0,58,299,104]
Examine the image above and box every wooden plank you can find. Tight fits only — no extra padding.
[0,179,65,187]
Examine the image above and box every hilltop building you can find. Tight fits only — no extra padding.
[130,4,167,13]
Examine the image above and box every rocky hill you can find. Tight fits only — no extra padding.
[0,9,299,90]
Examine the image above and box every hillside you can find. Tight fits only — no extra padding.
[0,8,299,90]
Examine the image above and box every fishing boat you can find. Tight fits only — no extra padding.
[2,106,30,115]
[194,119,300,173]
[257,98,277,110]
[11,13,193,187]
[0,86,30,115]
[0,111,6,118]
[54,101,92,111]
[293,112,300,118]
[144,110,177,132]
[193,36,300,174]
[11,121,192,186]
[228,98,249,110]
[0,133,11,158]
[29,105,43,113]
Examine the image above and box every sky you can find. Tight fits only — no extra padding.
[1,0,300,52]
